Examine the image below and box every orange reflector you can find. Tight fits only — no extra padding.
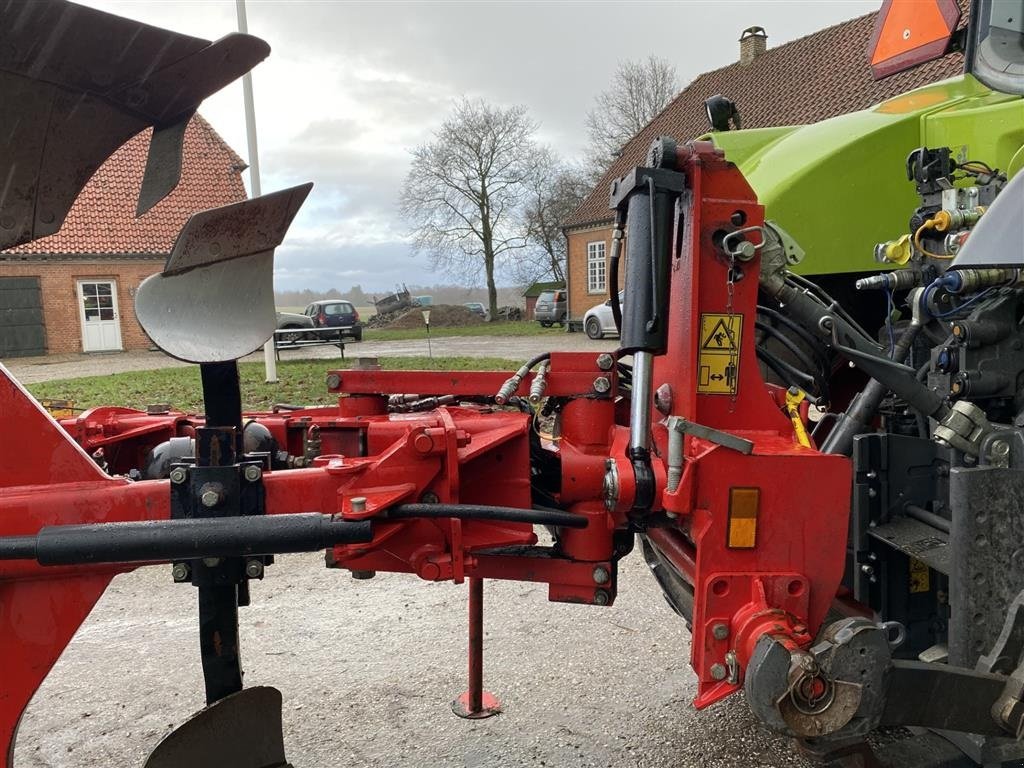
[728,487,760,549]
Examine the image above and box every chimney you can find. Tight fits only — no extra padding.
[739,26,767,65]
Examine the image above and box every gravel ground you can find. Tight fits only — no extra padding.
[14,551,816,768]
[3,333,614,385]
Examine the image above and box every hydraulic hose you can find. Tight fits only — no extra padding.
[0,513,374,565]
[761,271,948,449]
[385,503,588,529]
[609,209,625,334]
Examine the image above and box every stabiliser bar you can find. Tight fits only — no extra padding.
[0,513,373,565]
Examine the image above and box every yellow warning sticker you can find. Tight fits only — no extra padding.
[909,557,930,594]
[697,314,742,395]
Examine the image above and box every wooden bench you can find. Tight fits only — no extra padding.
[273,327,348,361]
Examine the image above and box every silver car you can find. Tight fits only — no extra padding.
[582,291,624,339]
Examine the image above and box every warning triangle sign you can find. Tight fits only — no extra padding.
[701,317,738,351]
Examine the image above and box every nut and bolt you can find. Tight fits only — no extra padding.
[712,623,729,641]
[243,465,262,483]
[169,467,187,484]
[326,373,342,390]
[592,566,610,585]
[654,383,673,415]
[171,562,190,582]
[596,353,614,371]
[593,376,611,394]
[245,559,264,579]
[710,663,727,681]
[860,564,875,577]
[202,557,222,568]
[593,589,610,606]
[420,491,440,504]
[351,496,367,513]
[201,489,222,509]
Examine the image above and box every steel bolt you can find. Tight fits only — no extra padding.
[712,623,729,641]
[202,557,222,568]
[710,663,727,681]
[169,467,187,485]
[596,353,614,371]
[243,465,262,483]
[654,383,673,415]
[201,489,222,508]
[592,566,610,585]
[351,496,367,513]
[245,559,264,579]
[593,589,610,606]
[593,376,611,394]
[171,562,190,582]
[993,440,1010,457]
[326,373,341,390]
[860,564,875,577]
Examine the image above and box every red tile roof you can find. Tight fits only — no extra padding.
[4,114,247,256]
[565,6,967,228]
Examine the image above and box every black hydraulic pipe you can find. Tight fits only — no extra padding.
[761,271,948,454]
[754,320,825,394]
[386,504,587,529]
[821,322,925,456]
[0,513,373,565]
[609,210,625,334]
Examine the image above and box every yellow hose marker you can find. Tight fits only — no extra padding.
[785,387,812,448]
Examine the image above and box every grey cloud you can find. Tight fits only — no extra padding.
[87,0,881,291]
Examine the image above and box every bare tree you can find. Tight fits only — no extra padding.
[400,98,540,318]
[513,149,590,285]
[585,55,679,177]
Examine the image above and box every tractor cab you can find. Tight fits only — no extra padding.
[969,0,1024,95]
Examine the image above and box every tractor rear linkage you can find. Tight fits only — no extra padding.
[3,3,1024,766]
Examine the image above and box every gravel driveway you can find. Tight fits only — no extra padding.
[15,552,815,768]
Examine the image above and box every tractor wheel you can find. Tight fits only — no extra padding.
[280,325,304,344]
[585,317,603,339]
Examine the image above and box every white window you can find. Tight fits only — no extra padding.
[587,241,606,293]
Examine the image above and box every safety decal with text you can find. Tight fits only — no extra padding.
[697,313,742,395]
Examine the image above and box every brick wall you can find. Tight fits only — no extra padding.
[565,223,623,320]
[0,257,164,354]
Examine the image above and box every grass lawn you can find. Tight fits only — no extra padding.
[27,356,520,414]
[365,321,560,342]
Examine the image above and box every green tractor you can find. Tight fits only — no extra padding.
[708,0,1022,286]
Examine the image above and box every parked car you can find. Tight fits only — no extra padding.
[275,310,315,343]
[534,289,566,327]
[303,300,363,341]
[463,301,487,319]
[582,291,624,339]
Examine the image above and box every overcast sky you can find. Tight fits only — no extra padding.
[84,0,878,293]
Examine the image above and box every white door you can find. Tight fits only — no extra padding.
[77,280,123,352]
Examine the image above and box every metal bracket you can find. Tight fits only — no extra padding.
[665,415,754,455]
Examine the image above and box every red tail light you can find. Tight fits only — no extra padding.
[318,312,326,324]
[354,310,360,321]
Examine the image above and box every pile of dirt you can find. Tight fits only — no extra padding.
[365,309,406,329]
[385,304,486,329]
